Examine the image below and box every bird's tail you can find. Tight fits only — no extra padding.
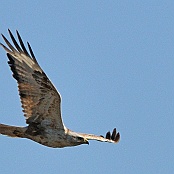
[0,123,26,138]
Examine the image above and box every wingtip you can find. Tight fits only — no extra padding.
[16,30,20,37]
[1,29,13,39]
[0,42,4,47]
[1,33,5,39]
[8,29,14,39]
[8,29,14,37]
[114,132,120,143]
[106,131,111,139]
[105,128,120,143]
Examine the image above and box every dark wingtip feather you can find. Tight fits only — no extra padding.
[1,33,5,39]
[106,131,111,139]
[1,31,16,52]
[0,37,7,48]
[16,30,30,57]
[114,132,120,142]
[7,29,11,36]
[8,29,12,34]
[1,33,9,45]
[8,29,22,52]
[27,42,38,64]
[105,128,120,143]
[111,128,116,140]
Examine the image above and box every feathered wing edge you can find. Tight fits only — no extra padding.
[79,128,120,144]
[0,29,38,64]
[0,123,26,138]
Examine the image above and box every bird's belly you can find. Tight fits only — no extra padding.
[25,128,70,148]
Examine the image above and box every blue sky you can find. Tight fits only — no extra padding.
[0,1,174,173]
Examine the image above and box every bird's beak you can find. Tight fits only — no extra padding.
[85,139,89,145]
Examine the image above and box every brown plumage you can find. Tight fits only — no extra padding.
[0,30,120,148]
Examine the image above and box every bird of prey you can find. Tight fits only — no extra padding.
[0,30,120,148]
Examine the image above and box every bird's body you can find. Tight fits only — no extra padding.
[0,30,120,148]
[0,123,88,148]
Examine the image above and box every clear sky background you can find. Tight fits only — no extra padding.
[0,1,173,174]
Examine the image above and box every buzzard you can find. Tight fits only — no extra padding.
[0,30,120,148]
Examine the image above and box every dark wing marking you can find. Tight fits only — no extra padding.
[0,29,65,129]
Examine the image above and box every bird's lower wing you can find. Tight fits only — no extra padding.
[79,128,120,144]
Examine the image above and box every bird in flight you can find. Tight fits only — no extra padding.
[0,30,120,148]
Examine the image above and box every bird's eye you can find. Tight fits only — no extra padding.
[77,137,84,141]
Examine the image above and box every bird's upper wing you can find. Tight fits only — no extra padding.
[0,29,65,129]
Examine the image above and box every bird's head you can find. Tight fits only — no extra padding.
[76,136,89,145]
[67,130,89,146]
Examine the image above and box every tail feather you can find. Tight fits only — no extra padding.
[0,123,26,138]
